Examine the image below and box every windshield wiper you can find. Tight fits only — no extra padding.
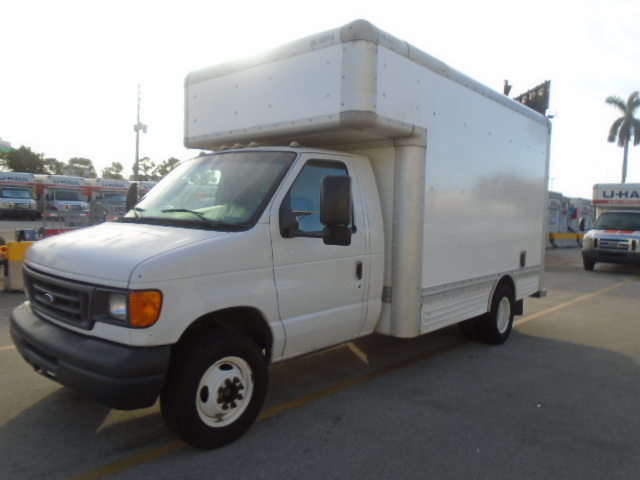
[133,207,145,219]
[161,209,235,230]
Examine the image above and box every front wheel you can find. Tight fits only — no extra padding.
[477,285,515,345]
[583,259,595,271]
[160,330,268,449]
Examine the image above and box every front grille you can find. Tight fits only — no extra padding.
[65,204,83,211]
[9,202,30,209]
[598,238,630,251]
[24,267,95,330]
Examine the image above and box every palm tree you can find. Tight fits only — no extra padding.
[606,91,640,183]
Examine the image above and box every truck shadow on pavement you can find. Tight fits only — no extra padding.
[1,327,640,480]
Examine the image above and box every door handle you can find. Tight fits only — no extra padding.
[355,261,363,280]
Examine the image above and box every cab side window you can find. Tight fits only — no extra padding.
[288,160,348,233]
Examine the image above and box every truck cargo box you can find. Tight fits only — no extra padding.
[185,19,550,337]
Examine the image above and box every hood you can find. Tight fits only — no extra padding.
[26,222,226,286]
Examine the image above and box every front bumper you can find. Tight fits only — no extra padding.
[582,248,640,266]
[0,207,38,218]
[10,302,171,410]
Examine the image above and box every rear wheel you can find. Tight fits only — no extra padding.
[160,330,268,449]
[583,260,595,271]
[477,285,515,345]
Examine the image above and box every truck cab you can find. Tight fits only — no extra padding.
[584,183,640,270]
[86,178,130,222]
[0,186,38,220]
[0,172,39,220]
[46,188,90,212]
[582,210,640,270]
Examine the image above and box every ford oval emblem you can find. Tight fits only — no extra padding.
[43,293,55,305]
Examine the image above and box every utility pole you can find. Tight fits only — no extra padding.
[133,84,147,181]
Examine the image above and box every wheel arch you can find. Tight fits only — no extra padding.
[176,306,274,364]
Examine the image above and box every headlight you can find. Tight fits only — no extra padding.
[583,235,592,249]
[0,202,9,208]
[107,291,162,328]
[129,291,163,328]
[108,293,127,321]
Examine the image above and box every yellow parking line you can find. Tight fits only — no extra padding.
[0,345,16,352]
[544,258,576,268]
[67,441,187,480]
[347,342,369,364]
[515,276,640,327]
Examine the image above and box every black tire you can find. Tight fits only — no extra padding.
[583,260,595,271]
[477,285,515,345]
[160,330,268,449]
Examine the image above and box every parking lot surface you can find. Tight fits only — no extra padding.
[1,246,639,479]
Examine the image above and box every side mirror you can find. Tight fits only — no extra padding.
[579,217,586,231]
[45,193,50,201]
[125,182,140,212]
[321,176,352,246]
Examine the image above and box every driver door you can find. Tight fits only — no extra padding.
[270,154,367,359]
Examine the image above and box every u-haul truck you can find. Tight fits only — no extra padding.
[11,20,550,449]
[0,172,39,220]
[86,178,130,221]
[582,183,640,270]
[34,175,92,236]
[34,174,90,213]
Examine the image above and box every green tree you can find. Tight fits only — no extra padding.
[66,157,97,178]
[606,91,640,183]
[133,157,158,181]
[45,158,66,175]
[102,161,125,179]
[154,157,181,179]
[4,146,46,173]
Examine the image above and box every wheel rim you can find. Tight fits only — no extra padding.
[196,356,254,428]
[496,297,511,334]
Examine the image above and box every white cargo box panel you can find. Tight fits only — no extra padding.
[593,183,640,208]
[87,178,130,190]
[187,20,551,337]
[34,175,87,187]
[185,20,547,150]
[0,172,36,184]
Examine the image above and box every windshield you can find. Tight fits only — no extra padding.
[55,190,85,201]
[104,193,126,203]
[125,150,296,230]
[1,188,32,199]
[593,212,640,231]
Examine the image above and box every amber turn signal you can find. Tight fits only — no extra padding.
[129,291,163,328]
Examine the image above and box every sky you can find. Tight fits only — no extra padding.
[1,0,639,199]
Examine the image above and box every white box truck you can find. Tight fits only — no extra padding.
[582,183,640,270]
[11,20,550,449]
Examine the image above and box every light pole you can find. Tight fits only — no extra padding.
[133,84,147,181]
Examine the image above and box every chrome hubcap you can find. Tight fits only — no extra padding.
[496,297,511,334]
[197,356,253,428]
